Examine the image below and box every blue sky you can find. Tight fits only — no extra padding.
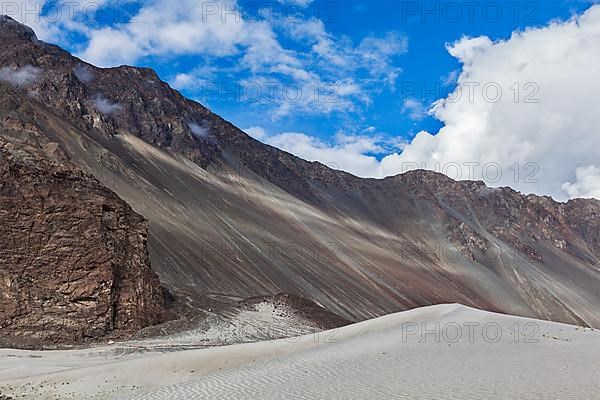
[5,0,600,198]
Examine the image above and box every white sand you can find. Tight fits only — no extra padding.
[1,304,599,399]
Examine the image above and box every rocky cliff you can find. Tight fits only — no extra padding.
[0,104,169,349]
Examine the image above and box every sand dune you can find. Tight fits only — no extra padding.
[1,304,599,399]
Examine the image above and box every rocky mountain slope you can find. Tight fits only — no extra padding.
[1,16,600,334]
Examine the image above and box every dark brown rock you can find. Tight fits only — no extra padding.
[0,139,169,348]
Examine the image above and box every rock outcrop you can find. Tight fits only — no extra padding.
[0,137,169,349]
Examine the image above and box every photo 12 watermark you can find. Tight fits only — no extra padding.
[400,320,541,344]
[398,1,540,24]
[0,1,342,25]
[402,81,540,105]
[0,1,139,25]
[196,81,343,106]
[397,241,543,265]
[399,161,540,184]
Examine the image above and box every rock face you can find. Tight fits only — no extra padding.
[0,130,168,349]
[1,16,600,331]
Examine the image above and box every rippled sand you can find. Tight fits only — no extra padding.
[2,304,600,399]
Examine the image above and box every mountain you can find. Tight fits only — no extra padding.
[1,15,600,345]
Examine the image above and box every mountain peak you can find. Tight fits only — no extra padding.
[0,15,38,42]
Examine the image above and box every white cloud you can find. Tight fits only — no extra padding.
[283,18,406,92]
[249,127,407,178]
[402,98,428,121]
[188,122,209,139]
[79,27,146,67]
[563,165,600,199]
[442,69,459,86]
[169,63,220,91]
[357,31,408,89]
[244,127,267,140]
[73,64,94,84]
[79,0,248,67]
[242,22,406,118]
[171,73,195,90]
[0,65,41,87]
[383,5,600,200]
[92,95,122,114]
[266,132,384,177]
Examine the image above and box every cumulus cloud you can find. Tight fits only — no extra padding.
[267,132,385,176]
[386,5,600,200]
[0,65,41,87]
[563,165,600,199]
[92,95,122,114]
[171,73,195,90]
[78,0,248,67]
[244,127,267,140]
[249,127,407,177]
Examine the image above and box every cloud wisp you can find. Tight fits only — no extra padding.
[0,65,41,87]
[92,95,122,114]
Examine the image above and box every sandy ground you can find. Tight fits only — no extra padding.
[1,304,599,399]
